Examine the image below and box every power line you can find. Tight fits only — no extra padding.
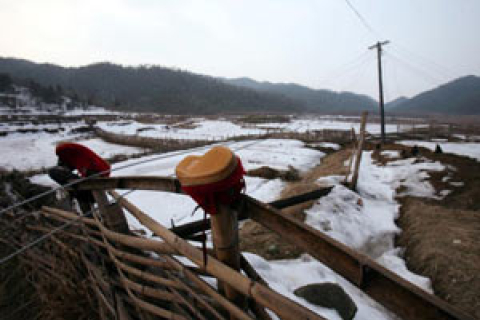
[340,53,375,92]
[386,51,444,86]
[390,43,459,80]
[343,0,378,36]
[318,51,372,86]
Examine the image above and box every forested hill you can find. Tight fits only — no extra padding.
[391,75,480,115]
[0,58,302,114]
[224,77,378,113]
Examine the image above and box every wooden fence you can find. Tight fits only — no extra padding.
[22,175,474,320]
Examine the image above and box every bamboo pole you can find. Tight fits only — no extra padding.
[164,256,253,320]
[163,269,227,320]
[115,293,133,320]
[110,191,327,320]
[110,245,209,275]
[168,285,208,320]
[240,255,274,320]
[123,278,181,303]
[210,204,244,310]
[42,206,97,227]
[92,211,189,320]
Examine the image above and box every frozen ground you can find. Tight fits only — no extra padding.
[399,140,480,162]
[0,132,146,171]
[98,117,418,141]
[256,118,400,134]
[7,115,460,319]
[107,147,445,320]
[98,119,266,140]
[31,139,324,229]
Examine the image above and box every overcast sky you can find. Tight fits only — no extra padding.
[1,0,479,101]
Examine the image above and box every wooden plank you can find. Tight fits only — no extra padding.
[244,194,364,285]
[268,186,333,209]
[76,176,181,192]
[170,186,333,238]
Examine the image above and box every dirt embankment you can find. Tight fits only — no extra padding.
[240,148,353,260]
[371,143,480,319]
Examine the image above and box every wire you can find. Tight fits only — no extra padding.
[343,0,378,36]
[318,51,372,86]
[0,189,135,266]
[2,300,36,320]
[390,43,459,80]
[340,53,375,92]
[0,122,305,223]
[386,51,444,86]
[0,140,237,217]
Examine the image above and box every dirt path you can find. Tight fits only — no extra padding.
[239,148,353,260]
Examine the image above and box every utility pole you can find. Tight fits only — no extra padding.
[369,40,389,144]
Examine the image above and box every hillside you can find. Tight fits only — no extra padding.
[391,75,480,115]
[386,96,409,109]
[0,58,302,114]
[224,77,378,113]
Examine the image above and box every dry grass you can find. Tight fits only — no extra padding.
[397,199,480,319]
[0,171,100,320]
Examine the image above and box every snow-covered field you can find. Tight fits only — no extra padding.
[5,114,479,320]
[98,119,266,140]
[0,132,146,171]
[32,141,450,320]
[399,140,480,162]
[104,146,446,320]
[97,116,408,141]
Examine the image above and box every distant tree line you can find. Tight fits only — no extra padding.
[0,59,302,114]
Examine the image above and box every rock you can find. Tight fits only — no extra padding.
[294,283,357,320]
[266,244,279,255]
[411,145,419,156]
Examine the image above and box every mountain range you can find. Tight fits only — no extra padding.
[388,75,480,115]
[0,57,479,115]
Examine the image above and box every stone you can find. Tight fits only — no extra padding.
[294,283,357,320]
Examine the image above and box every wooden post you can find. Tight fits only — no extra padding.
[350,112,368,191]
[210,204,246,311]
[93,190,130,234]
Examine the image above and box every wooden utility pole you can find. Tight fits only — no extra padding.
[369,40,389,144]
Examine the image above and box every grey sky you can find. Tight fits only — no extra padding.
[1,0,479,101]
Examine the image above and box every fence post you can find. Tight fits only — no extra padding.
[350,111,368,191]
[209,203,246,311]
[93,191,130,234]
